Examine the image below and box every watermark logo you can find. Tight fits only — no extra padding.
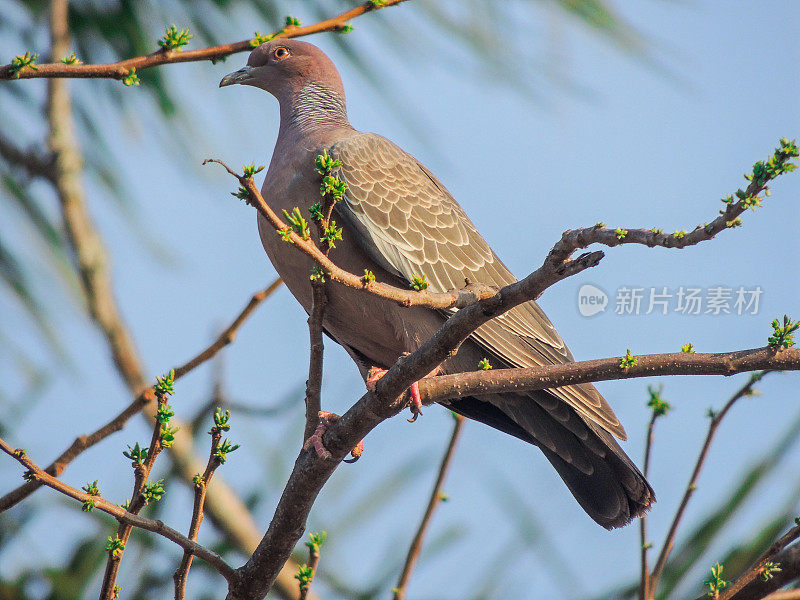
[578,284,763,317]
[577,284,609,317]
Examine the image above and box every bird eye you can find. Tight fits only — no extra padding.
[273,47,290,60]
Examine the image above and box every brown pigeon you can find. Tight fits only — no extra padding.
[220,39,654,528]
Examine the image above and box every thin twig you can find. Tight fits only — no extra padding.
[100,391,169,599]
[298,536,324,600]
[640,408,660,600]
[393,415,465,600]
[0,281,281,513]
[304,282,328,441]
[175,279,283,378]
[718,523,800,600]
[648,372,769,595]
[173,419,225,599]
[0,436,237,584]
[0,0,409,80]
[0,131,55,180]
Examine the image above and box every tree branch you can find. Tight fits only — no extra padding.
[173,413,226,599]
[304,281,328,442]
[0,1,409,81]
[0,280,281,513]
[718,523,800,600]
[0,436,237,585]
[417,350,796,403]
[215,137,796,599]
[649,372,769,595]
[640,389,667,600]
[0,130,55,180]
[100,388,171,599]
[393,415,464,600]
[728,541,800,600]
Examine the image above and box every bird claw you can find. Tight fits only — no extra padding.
[366,366,429,422]
[407,381,423,422]
[303,411,363,462]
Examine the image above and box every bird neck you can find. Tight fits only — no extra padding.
[279,83,350,137]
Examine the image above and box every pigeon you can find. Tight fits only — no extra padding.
[220,39,654,528]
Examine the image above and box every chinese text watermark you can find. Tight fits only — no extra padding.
[577,284,763,317]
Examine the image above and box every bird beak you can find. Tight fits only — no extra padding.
[219,65,255,88]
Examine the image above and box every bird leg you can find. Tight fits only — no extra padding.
[303,411,364,462]
[366,365,442,423]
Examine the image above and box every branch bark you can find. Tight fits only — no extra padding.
[304,282,328,441]
[649,372,769,596]
[0,281,281,512]
[0,1,409,80]
[393,415,464,600]
[719,523,800,600]
[39,4,304,595]
[417,350,795,403]
[0,436,237,585]
[727,540,800,600]
[214,136,796,598]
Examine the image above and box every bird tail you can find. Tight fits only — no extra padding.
[446,394,655,529]
[537,426,654,529]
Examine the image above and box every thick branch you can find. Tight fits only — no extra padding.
[417,349,796,403]
[0,1,408,80]
[728,541,800,600]
[221,168,795,599]
[719,524,800,600]
[0,436,237,584]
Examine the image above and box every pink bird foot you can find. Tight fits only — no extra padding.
[303,411,364,462]
[366,365,440,423]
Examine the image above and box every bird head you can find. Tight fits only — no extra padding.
[219,39,345,102]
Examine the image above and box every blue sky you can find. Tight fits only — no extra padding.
[1,1,799,598]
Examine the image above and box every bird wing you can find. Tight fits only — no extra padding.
[329,132,625,440]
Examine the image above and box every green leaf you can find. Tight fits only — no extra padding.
[410,274,428,291]
[8,52,38,78]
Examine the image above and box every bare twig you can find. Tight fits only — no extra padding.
[648,372,769,596]
[394,415,465,600]
[0,436,236,584]
[0,281,281,513]
[0,131,55,180]
[718,523,800,600]
[173,414,226,599]
[175,279,283,379]
[0,0,409,80]
[640,411,660,599]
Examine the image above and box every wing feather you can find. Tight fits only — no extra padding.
[330,133,625,439]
